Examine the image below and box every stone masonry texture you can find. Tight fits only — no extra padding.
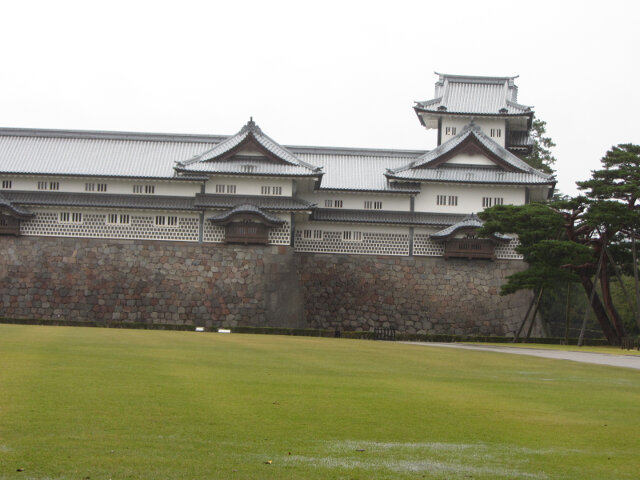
[1,237,532,335]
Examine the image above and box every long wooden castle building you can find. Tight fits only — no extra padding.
[0,74,555,334]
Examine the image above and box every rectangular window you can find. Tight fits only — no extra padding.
[374,201,383,209]
[325,199,343,208]
[448,195,458,206]
[38,181,48,190]
[59,212,82,224]
[85,183,95,192]
[107,213,130,225]
[1,180,12,189]
[302,229,323,240]
[494,197,504,206]
[325,199,333,208]
[445,126,457,135]
[261,186,271,195]
[436,195,447,206]
[215,184,225,193]
[364,200,372,209]
[482,197,493,208]
[343,231,362,242]
[490,128,502,138]
[134,184,155,194]
[155,215,179,227]
[226,185,236,194]
[49,181,60,191]
[273,186,282,195]
[97,183,108,192]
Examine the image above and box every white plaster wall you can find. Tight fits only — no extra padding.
[440,117,507,147]
[414,184,526,214]
[0,176,202,196]
[204,176,293,196]
[445,153,495,166]
[298,191,411,211]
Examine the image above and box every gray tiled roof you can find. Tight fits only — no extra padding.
[176,119,322,177]
[431,213,511,241]
[508,131,533,149]
[0,131,218,179]
[311,208,466,226]
[0,192,35,218]
[3,191,197,210]
[207,204,285,225]
[295,151,422,192]
[194,194,314,211]
[415,73,532,116]
[387,123,554,185]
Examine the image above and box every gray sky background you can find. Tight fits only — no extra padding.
[1,0,638,195]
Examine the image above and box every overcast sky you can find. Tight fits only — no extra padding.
[1,0,638,195]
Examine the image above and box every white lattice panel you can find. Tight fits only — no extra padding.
[203,222,225,243]
[268,218,291,245]
[21,210,199,242]
[295,230,408,256]
[413,234,445,256]
[495,238,523,260]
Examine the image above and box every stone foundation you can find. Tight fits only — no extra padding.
[0,236,534,336]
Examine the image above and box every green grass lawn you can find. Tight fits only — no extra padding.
[1,325,639,480]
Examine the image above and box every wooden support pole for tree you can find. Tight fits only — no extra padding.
[514,287,539,342]
[525,287,544,342]
[605,246,635,316]
[564,282,572,344]
[633,231,640,329]
[579,247,605,347]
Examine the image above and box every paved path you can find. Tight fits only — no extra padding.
[402,342,640,370]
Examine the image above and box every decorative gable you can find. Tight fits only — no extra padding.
[385,123,555,186]
[175,119,323,179]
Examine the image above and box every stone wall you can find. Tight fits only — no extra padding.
[297,254,534,336]
[0,236,534,336]
[0,237,304,329]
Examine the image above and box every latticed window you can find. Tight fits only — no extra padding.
[49,181,60,191]
[261,186,271,195]
[448,196,458,206]
[490,128,502,138]
[343,231,362,242]
[226,185,236,194]
[38,181,48,190]
[215,184,225,193]
[482,197,493,208]
[494,197,504,205]
[445,126,457,135]
[97,183,108,192]
[85,183,95,191]
[1,180,11,189]
[59,212,82,224]
[436,195,447,205]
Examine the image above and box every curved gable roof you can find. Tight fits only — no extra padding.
[175,119,322,177]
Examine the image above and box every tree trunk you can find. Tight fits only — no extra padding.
[599,258,626,340]
[579,273,621,345]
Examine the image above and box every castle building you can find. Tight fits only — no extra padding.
[0,74,554,335]
[0,73,554,260]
